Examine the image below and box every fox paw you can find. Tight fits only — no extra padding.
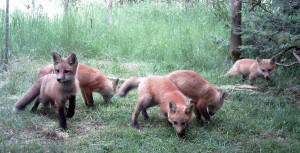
[132,123,140,129]
[12,106,22,113]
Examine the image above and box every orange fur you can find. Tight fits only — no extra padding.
[38,63,119,106]
[226,57,276,81]
[166,70,228,121]
[13,52,79,129]
[118,76,194,137]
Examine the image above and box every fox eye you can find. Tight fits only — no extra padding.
[64,70,70,73]
[262,69,265,72]
[173,121,178,125]
[55,69,59,73]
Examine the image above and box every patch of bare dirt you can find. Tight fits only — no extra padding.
[72,120,104,136]
[122,62,145,71]
[259,132,288,141]
[246,131,288,142]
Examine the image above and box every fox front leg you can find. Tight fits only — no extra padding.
[198,103,211,121]
[66,95,76,118]
[58,102,67,130]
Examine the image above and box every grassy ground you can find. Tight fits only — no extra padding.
[1,2,300,153]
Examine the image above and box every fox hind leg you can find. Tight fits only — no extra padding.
[31,98,40,112]
[141,97,153,120]
[81,89,94,107]
[131,96,153,129]
[142,109,149,120]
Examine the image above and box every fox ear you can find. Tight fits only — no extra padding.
[185,103,194,114]
[52,52,62,64]
[169,102,177,113]
[67,53,78,66]
[220,92,228,100]
[270,57,276,65]
[256,57,261,63]
[112,78,119,91]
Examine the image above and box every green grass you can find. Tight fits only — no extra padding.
[1,2,300,153]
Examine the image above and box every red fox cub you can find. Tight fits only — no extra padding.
[226,57,276,82]
[118,76,194,137]
[13,52,79,129]
[38,63,119,107]
[166,70,228,122]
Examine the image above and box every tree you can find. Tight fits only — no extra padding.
[32,0,35,15]
[3,0,10,71]
[108,0,113,25]
[63,0,70,14]
[229,0,242,61]
[185,0,193,9]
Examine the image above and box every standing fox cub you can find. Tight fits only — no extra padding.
[166,70,228,122]
[13,52,79,129]
[38,63,119,107]
[118,76,194,137]
[226,57,276,82]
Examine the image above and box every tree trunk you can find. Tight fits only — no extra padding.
[229,0,242,61]
[3,0,10,71]
[108,0,113,25]
[185,0,193,9]
[63,0,70,14]
[32,0,35,15]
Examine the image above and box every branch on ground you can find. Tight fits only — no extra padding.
[276,49,300,67]
[107,75,262,93]
[249,0,261,12]
[216,84,262,92]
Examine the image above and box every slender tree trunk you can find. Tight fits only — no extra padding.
[3,0,10,71]
[64,0,70,14]
[32,0,35,15]
[229,0,242,61]
[185,0,193,9]
[108,0,113,25]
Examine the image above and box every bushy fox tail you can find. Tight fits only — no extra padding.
[13,77,43,112]
[118,77,143,97]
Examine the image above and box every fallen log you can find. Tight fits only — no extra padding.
[107,76,262,92]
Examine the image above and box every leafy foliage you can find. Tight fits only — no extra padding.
[241,0,300,59]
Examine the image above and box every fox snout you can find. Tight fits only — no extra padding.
[56,76,66,83]
[265,76,270,80]
[173,123,188,137]
[263,73,271,79]
[56,78,65,83]
[263,73,271,80]
[208,112,215,116]
[177,129,186,137]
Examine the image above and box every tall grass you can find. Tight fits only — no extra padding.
[1,2,229,71]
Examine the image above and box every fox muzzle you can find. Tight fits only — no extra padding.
[57,78,65,83]
[209,112,215,116]
[177,129,186,137]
